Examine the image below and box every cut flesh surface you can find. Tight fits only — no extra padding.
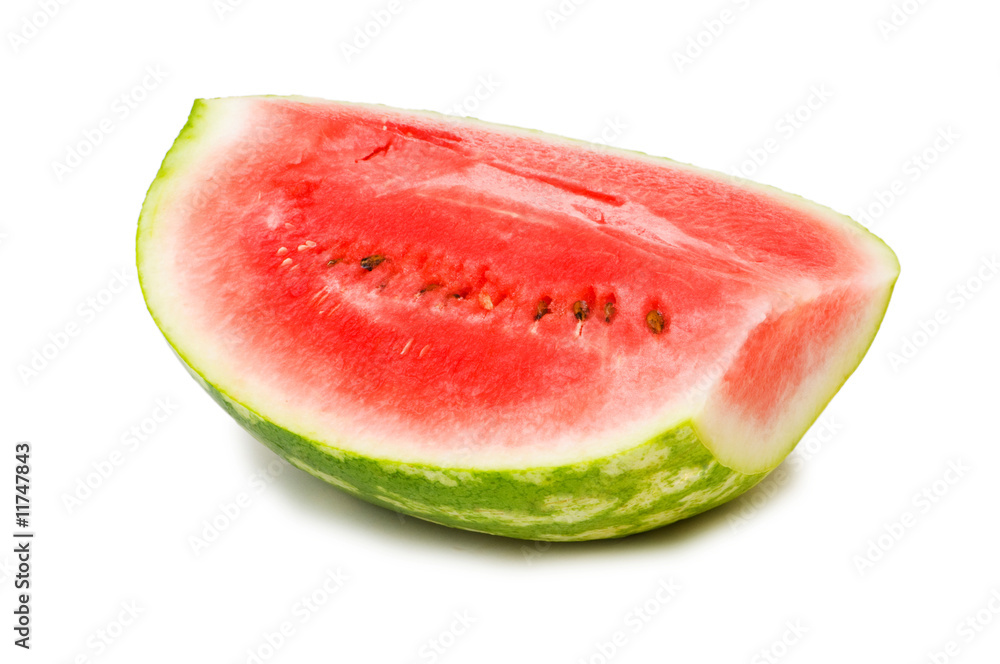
[138,97,898,539]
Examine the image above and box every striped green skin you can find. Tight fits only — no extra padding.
[183,361,766,541]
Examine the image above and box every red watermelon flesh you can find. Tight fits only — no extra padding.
[137,97,898,540]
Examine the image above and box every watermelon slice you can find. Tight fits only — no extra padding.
[137,96,898,541]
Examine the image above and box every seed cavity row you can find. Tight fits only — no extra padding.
[300,249,668,334]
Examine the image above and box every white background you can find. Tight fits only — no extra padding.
[3,0,1000,662]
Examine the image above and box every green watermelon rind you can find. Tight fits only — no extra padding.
[137,97,896,541]
[184,356,766,541]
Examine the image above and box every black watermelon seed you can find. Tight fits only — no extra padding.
[573,300,590,322]
[646,310,666,335]
[418,284,443,296]
[360,255,386,271]
[535,298,551,321]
